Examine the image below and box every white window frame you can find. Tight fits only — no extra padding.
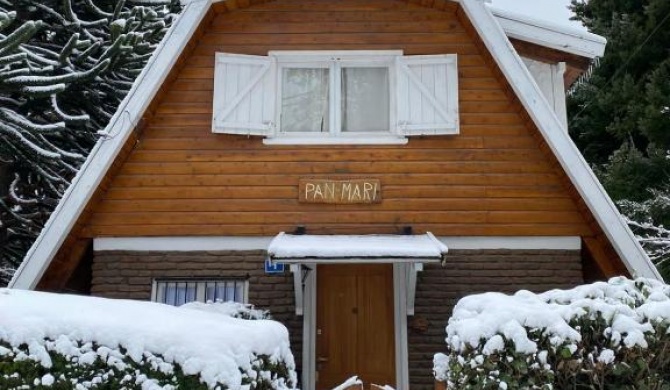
[212,50,459,145]
[151,278,249,306]
[267,50,405,145]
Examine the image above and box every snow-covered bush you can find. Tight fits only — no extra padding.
[0,289,297,389]
[434,277,670,389]
[181,300,271,320]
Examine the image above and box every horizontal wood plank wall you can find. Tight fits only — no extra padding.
[84,0,594,238]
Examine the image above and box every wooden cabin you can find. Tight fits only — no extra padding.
[10,0,661,389]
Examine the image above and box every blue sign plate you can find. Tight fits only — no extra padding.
[264,259,285,274]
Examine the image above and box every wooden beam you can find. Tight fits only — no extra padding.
[583,237,619,278]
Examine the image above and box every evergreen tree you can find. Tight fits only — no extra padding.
[569,0,670,279]
[0,0,179,285]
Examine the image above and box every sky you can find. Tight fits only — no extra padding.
[490,0,587,31]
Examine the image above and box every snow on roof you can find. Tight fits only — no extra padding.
[267,232,448,261]
[490,6,607,59]
[0,288,296,389]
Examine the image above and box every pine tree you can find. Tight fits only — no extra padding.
[569,0,670,187]
[569,0,670,279]
[0,0,180,285]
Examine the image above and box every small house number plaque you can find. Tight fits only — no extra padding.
[299,179,381,204]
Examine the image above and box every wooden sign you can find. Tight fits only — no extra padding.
[299,179,381,204]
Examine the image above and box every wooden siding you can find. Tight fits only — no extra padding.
[83,0,593,239]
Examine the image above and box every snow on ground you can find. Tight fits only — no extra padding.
[445,277,670,356]
[0,289,296,389]
[331,376,363,390]
[181,300,270,320]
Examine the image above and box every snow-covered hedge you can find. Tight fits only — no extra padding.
[0,289,296,389]
[181,301,271,321]
[434,277,670,389]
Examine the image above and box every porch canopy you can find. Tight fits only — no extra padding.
[267,232,448,316]
[267,232,448,264]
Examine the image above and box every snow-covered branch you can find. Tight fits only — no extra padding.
[0,0,180,285]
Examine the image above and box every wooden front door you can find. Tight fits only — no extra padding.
[316,264,395,389]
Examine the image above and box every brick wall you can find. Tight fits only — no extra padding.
[408,249,584,389]
[91,250,303,371]
[92,248,583,390]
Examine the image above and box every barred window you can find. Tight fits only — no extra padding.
[151,279,247,306]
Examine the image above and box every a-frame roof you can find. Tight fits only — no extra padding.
[9,0,661,290]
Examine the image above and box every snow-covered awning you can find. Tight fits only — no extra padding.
[269,233,448,317]
[267,232,448,263]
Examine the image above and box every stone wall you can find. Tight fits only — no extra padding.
[91,248,584,390]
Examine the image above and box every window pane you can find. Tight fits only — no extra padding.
[205,282,216,303]
[165,282,177,306]
[341,67,389,132]
[234,282,244,302]
[225,282,236,302]
[156,282,166,303]
[216,282,228,302]
[176,282,187,306]
[186,282,197,303]
[281,68,330,132]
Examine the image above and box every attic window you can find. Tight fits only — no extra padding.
[212,51,459,145]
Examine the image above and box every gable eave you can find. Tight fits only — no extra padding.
[459,0,661,280]
[489,7,606,59]
[8,0,214,290]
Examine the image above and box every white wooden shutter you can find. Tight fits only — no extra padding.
[212,53,276,136]
[522,57,568,130]
[396,54,459,135]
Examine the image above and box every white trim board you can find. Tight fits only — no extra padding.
[94,236,273,252]
[441,236,581,250]
[8,0,214,290]
[459,0,660,280]
[93,236,582,252]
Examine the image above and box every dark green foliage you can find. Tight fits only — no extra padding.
[0,339,295,389]
[568,0,670,279]
[599,144,670,202]
[0,0,180,285]
[568,0,670,170]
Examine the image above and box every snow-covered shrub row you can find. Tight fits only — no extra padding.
[182,301,271,321]
[433,277,670,389]
[0,289,297,389]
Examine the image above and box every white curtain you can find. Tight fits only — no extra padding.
[281,68,330,132]
[341,67,389,132]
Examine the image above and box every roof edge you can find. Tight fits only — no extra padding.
[9,0,214,290]
[459,0,661,280]
[490,7,606,59]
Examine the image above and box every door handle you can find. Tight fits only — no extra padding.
[317,357,329,363]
